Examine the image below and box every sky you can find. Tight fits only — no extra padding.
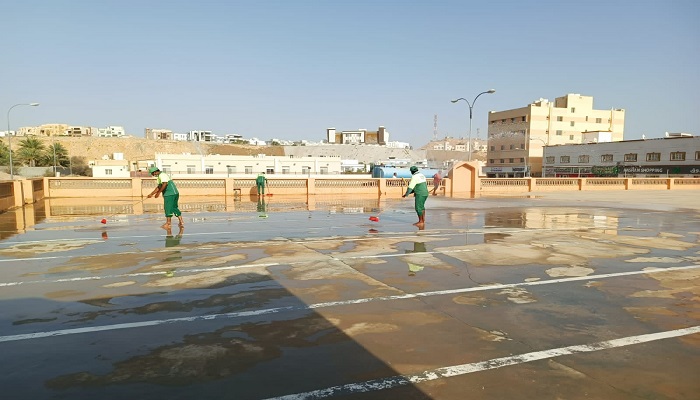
[3,0,699,147]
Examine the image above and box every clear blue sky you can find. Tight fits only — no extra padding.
[3,0,698,147]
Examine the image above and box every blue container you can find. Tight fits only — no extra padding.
[372,166,441,179]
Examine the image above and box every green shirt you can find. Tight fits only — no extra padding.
[256,174,267,185]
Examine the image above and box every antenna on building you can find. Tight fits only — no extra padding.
[433,114,438,141]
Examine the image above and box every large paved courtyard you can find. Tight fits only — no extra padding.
[0,191,699,399]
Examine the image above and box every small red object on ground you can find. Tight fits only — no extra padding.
[101,219,107,224]
[369,216,379,222]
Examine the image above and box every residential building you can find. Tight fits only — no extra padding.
[94,126,126,137]
[187,130,213,142]
[151,153,342,176]
[326,126,389,145]
[485,94,625,177]
[145,128,173,140]
[36,124,69,137]
[90,159,131,178]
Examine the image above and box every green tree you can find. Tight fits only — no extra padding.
[41,142,70,167]
[16,137,46,167]
[0,141,11,167]
[70,156,91,176]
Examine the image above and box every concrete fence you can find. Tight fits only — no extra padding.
[0,175,698,212]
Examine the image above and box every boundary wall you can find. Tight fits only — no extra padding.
[0,174,698,212]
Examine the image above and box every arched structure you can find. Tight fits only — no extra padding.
[446,161,478,198]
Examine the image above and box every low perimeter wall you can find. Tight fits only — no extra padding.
[1,176,699,212]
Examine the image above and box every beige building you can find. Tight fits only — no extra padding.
[145,128,174,140]
[326,126,389,145]
[485,94,625,177]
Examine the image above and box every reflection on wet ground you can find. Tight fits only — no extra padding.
[1,193,699,399]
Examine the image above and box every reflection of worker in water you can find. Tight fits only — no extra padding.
[256,172,267,195]
[165,226,184,247]
[406,242,426,276]
[257,196,267,212]
[402,166,428,227]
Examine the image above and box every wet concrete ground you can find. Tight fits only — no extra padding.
[0,192,699,400]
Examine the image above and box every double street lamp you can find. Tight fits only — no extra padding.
[451,89,495,161]
[6,103,40,179]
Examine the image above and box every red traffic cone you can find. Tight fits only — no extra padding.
[101,218,107,224]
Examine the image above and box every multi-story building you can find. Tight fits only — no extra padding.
[187,130,213,142]
[326,126,389,145]
[485,94,625,177]
[145,128,173,140]
[151,153,342,176]
[36,124,69,137]
[543,134,699,177]
[94,126,126,137]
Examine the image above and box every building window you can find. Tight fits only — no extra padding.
[585,116,589,121]
[596,117,602,123]
[490,145,495,151]
[521,116,526,122]
[509,144,515,150]
[245,166,253,174]
[569,135,574,140]
[570,121,575,127]
[302,166,310,174]
[320,167,328,174]
[266,168,275,174]
[556,130,563,136]
[162,165,171,174]
[646,153,661,162]
[500,145,505,150]
[227,166,236,174]
[489,159,494,163]
[557,116,563,122]
[560,156,570,163]
[187,165,196,174]
[696,151,700,161]
[105,169,112,175]
[520,143,525,149]
[624,153,637,162]
[511,118,516,123]
[282,167,290,174]
[571,107,576,113]
[670,152,686,161]
[601,154,614,163]
[520,158,525,163]
[205,165,213,174]
[546,156,555,164]
[509,158,514,163]
[499,159,504,163]
[578,155,590,163]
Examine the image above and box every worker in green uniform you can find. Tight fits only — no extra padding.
[402,166,428,227]
[147,166,184,229]
[256,172,267,195]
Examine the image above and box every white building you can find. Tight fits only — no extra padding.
[543,135,699,177]
[151,153,342,176]
[90,159,131,177]
[95,126,126,137]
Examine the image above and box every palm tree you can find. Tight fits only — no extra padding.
[42,142,70,167]
[16,137,46,167]
[0,141,11,167]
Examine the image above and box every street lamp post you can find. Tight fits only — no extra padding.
[6,103,40,179]
[451,89,495,161]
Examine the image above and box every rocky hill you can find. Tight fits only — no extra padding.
[14,136,285,162]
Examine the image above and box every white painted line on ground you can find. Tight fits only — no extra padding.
[264,325,700,400]
[1,265,697,343]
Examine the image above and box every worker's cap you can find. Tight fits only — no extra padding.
[409,166,419,173]
[148,166,160,174]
